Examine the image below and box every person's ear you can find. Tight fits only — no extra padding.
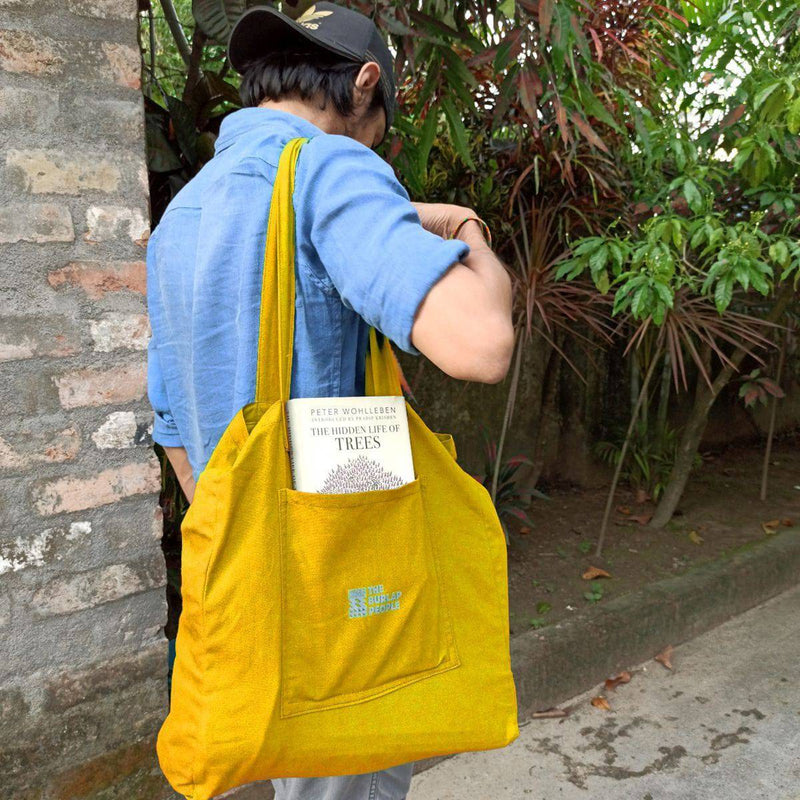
[354,61,381,109]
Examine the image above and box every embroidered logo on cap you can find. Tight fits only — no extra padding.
[298,5,333,29]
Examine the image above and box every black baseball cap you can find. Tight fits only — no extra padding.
[227,2,397,134]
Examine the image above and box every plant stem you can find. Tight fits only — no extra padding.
[656,349,671,447]
[595,340,662,558]
[183,28,208,105]
[760,322,790,501]
[159,0,191,65]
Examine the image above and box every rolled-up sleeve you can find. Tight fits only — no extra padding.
[147,334,183,447]
[295,134,469,355]
[146,232,183,448]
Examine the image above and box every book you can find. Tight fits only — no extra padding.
[285,395,415,493]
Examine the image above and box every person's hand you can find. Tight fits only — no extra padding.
[411,202,476,240]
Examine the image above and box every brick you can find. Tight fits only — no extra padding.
[31,556,164,616]
[91,411,136,449]
[47,260,146,299]
[84,205,148,245]
[100,41,140,90]
[0,316,81,362]
[66,0,138,19]
[0,29,64,76]
[6,149,121,195]
[52,362,146,409]
[0,425,80,470]
[30,457,160,515]
[63,95,144,142]
[0,203,73,243]
[0,529,54,574]
[44,646,164,713]
[90,313,150,352]
[0,519,94,575]
[0,366,62,417]
[0,87,59,132]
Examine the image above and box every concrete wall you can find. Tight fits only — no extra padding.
[0,1,172,797]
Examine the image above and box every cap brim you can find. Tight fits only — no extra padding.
[227,6,361,74]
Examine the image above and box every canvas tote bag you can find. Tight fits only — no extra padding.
[156,137,519,800]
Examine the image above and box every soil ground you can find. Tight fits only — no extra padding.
[505,433,800,637]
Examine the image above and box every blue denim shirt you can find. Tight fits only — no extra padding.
[146,107,469,482]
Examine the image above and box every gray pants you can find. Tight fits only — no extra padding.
[271,762,415,800]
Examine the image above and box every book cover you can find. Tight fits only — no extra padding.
[285,395,415,493]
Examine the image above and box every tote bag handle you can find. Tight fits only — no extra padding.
[253,137,403,419]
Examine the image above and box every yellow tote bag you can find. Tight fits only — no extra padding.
[156,137,519,799]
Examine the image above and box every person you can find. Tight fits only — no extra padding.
[145,3,514,798]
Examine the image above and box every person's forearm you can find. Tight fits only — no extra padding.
[163,445,196,504]
[455,219,514,326]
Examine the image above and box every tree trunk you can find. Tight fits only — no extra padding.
[650,374,718,528]
[650,287,795,528]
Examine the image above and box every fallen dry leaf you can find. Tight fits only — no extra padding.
[781,518,794,527]
[582,565,612,580]
[655,644,674,670]
[530,707,569,719]
[688,530,704,545]
[591,695,611,711]
[518,526,531,535]
[616,505,631,515]
[604,671,632,691]
[629,513,653,525]
[634,488,650,504]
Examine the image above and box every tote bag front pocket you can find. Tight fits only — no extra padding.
[277,477,460,718]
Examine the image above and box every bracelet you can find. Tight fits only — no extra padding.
[449,216,492,248]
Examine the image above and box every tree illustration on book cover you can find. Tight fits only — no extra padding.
[320,454,406,493]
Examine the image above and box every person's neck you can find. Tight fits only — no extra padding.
[257,98,344,136]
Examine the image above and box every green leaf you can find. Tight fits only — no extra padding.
[441,97,475,169]
[145,112,183,173]
[578,87,622,132]
[769,241,790,268]
[652,282,674,308]
[589,244,609,274]
[440,48,478,112]
[753,81,781,111]
[683,179,703,213]
[670,138,687,170]
[498,0,515,17]
[417,109,438,177]
[441,45,478,88]
[787,97,800,135]
[631,285,649,317]
[164,95,197,164]
[714,277,733,313]
[192,0,245,43]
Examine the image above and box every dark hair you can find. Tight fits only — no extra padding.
[239,49,384,119]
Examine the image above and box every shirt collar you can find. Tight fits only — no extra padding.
[214,107,325,153]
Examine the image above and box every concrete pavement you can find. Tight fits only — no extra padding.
[408,583,800,800]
